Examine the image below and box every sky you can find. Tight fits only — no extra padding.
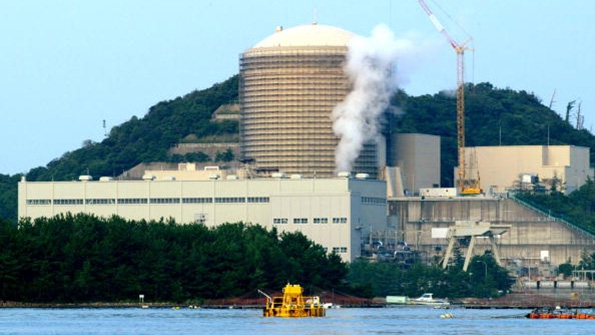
[1,0,593,175]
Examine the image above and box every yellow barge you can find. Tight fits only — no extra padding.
[260,284,326,317]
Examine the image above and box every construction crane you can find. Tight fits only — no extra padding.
[418,0,481,195]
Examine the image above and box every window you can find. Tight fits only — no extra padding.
[215,197,246,203]
[293,218,308,224]
[150,198,180,204]
[54,199,84,205]
[118,198,148,204]
[183,197,213,203]
[26,199,51,205]
[332,217,348,224]
[362,196,386,205]
[332,247,348,254]
[85,198,116,205]
[273,218,288,224]
[248,197,270,203]
[313,218,328,224]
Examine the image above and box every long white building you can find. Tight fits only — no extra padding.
[18,174,388,262]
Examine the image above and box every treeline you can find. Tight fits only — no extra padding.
[0,214,347,303]
[348,252,512,299]
[516,178,595,235]
[0,213,516,304]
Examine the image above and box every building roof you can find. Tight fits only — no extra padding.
[252,23,355,48]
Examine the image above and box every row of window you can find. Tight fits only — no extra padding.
[332,247,348,254]
[361,197,386,205]
[29,196,379,206]
[273,217,348,225]
[214,197,245,203]
[27,197,271,206]
[321,247,348,254]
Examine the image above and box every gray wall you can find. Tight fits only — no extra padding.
[389,197,595,268]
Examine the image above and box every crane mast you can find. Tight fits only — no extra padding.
[418,0,480,195]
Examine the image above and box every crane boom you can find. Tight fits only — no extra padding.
[418,0,480,195]
[418,0,457,49]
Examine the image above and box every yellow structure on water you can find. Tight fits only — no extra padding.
[261,284,326,317]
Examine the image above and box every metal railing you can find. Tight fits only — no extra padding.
[510,193,595,240]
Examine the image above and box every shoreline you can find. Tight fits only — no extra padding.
[3,291,595,309]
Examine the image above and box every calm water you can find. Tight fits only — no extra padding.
[0,306,590,334]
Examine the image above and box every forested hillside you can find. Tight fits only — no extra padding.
[1,77,594,222]
[26,75,240,182]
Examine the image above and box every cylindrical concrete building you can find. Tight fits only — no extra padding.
[239,23,378,178]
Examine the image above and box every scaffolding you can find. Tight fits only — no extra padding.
[240,44,379,178]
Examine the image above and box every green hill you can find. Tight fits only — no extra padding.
[1,77,593,222]
[26,75,240,182]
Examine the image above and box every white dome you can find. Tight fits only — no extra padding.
[253,23,355,48]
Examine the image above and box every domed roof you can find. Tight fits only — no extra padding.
[253,23,355,48]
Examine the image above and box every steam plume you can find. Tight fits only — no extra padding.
[332,24,410,173]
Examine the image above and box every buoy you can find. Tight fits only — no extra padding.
[440,313,454,319]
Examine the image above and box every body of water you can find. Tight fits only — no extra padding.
[0,306,589,334]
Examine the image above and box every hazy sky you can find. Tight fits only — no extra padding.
[1,0,592,175]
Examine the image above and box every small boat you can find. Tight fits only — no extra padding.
[259,284,326,317]
[410,293,450,307]
[322,302,340,309]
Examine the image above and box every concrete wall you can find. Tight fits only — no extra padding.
[389,197,595,267]
[391,133,440,195]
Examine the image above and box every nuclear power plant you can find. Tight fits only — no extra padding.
[17,22,595,274]
[240,23,380,178]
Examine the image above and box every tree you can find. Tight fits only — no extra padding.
[558,262,574,277]
[215,148,234,162]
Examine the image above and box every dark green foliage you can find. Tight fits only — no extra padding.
[467,255,511,298]
[0,214,345,303]
[215,148,234,162]
[558,263,574,277]
[347,254,511,299]
[517,178,595,235]
[0,174,20,222]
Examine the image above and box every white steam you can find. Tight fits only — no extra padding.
[332,24,421,173]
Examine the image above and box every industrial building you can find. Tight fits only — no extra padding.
[463,145,594,195]
[388,133,441,195]
[239,23,380,178]
[389,196,595,274]
[18,172,387,262]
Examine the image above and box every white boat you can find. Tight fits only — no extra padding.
[322,302,340,309]
[410,293,450,307]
